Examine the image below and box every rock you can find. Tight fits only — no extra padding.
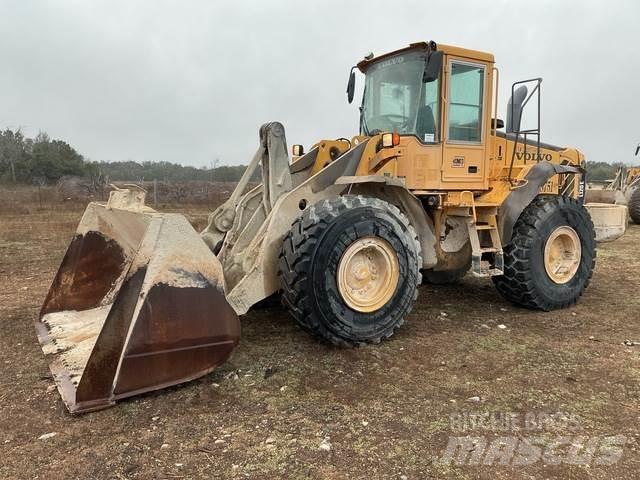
[46,385,56,393]
[624,340,636,346]
[400,475,408,480]
[440,311,448,317]
[174,463,183,467]
[38,432,57,440]
[571,312,577,316]
[151,416,159,421]
[211,383,220,388]
[319,437,332,451]
[214,439,226,445]
[280,385,288,392]
[440,361,446,366]
[480,324,490,329]
[265,437,275,444]
[500,307,507,312]
[466,396,481,403]
[362,420,369,427]
[161,443,170,449]
[264,366,278,379]
[497,324,507,329]
[225,372,239,381]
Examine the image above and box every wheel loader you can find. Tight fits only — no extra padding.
[38,41,602,414]
[585,144,640,225]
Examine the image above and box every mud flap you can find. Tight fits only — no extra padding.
[37,202,239,414]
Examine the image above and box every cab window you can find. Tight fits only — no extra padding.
[448,62,485,143]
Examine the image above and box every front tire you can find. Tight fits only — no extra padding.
[278,196,421,346]
[493,195,596,310]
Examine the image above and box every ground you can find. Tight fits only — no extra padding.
[0,193,639,479]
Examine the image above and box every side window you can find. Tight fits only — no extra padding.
[448,62,485,143]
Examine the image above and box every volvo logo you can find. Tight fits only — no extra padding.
[515,152,553,162]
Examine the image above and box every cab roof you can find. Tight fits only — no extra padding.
[357,41,495,72]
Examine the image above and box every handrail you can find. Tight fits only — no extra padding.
[460,190,477,222]
[507,78,542,184]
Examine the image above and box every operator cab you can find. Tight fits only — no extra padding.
[349,41,496,191]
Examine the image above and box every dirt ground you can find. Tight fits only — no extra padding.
[1,195,639,479]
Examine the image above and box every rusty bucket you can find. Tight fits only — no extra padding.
[36,189,239,413]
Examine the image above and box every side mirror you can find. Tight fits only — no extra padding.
[423,51,443,83]
[492,118,505,129]
[346,67,356,104]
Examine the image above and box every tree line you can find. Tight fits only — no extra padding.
[0,128,249,184]
[0,127,629,185]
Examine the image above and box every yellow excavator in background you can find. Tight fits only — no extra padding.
[38,41,615,413]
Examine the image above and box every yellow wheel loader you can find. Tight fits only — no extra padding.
[38,41,602,413]
[585,144,640,225]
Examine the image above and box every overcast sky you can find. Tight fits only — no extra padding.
[1,0,638,167]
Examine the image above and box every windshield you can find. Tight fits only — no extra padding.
[361,50,440,142]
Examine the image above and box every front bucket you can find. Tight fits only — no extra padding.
[37,201,239,413]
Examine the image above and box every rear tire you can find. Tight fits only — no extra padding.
[278,196,421,346]
[628,187,640,224]
[493,195,596,310]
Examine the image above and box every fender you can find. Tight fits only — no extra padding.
[499,161,583,243]
[342,175,438,269]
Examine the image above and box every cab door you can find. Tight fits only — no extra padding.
[442,58,489,189]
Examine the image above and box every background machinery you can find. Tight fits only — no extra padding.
[585,144,640,225]
[38,41,600,413]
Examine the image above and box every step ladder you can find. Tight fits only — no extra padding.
[460,192,504,277]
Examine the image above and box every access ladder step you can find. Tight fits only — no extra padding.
[466,213,504,277]
[471,255,504,277]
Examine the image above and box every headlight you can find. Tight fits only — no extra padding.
[381,131,400,148]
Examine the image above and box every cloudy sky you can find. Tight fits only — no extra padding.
[1,0,638,167]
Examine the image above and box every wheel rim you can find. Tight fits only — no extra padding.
[337,236,400,313]
[543,226,582,284]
